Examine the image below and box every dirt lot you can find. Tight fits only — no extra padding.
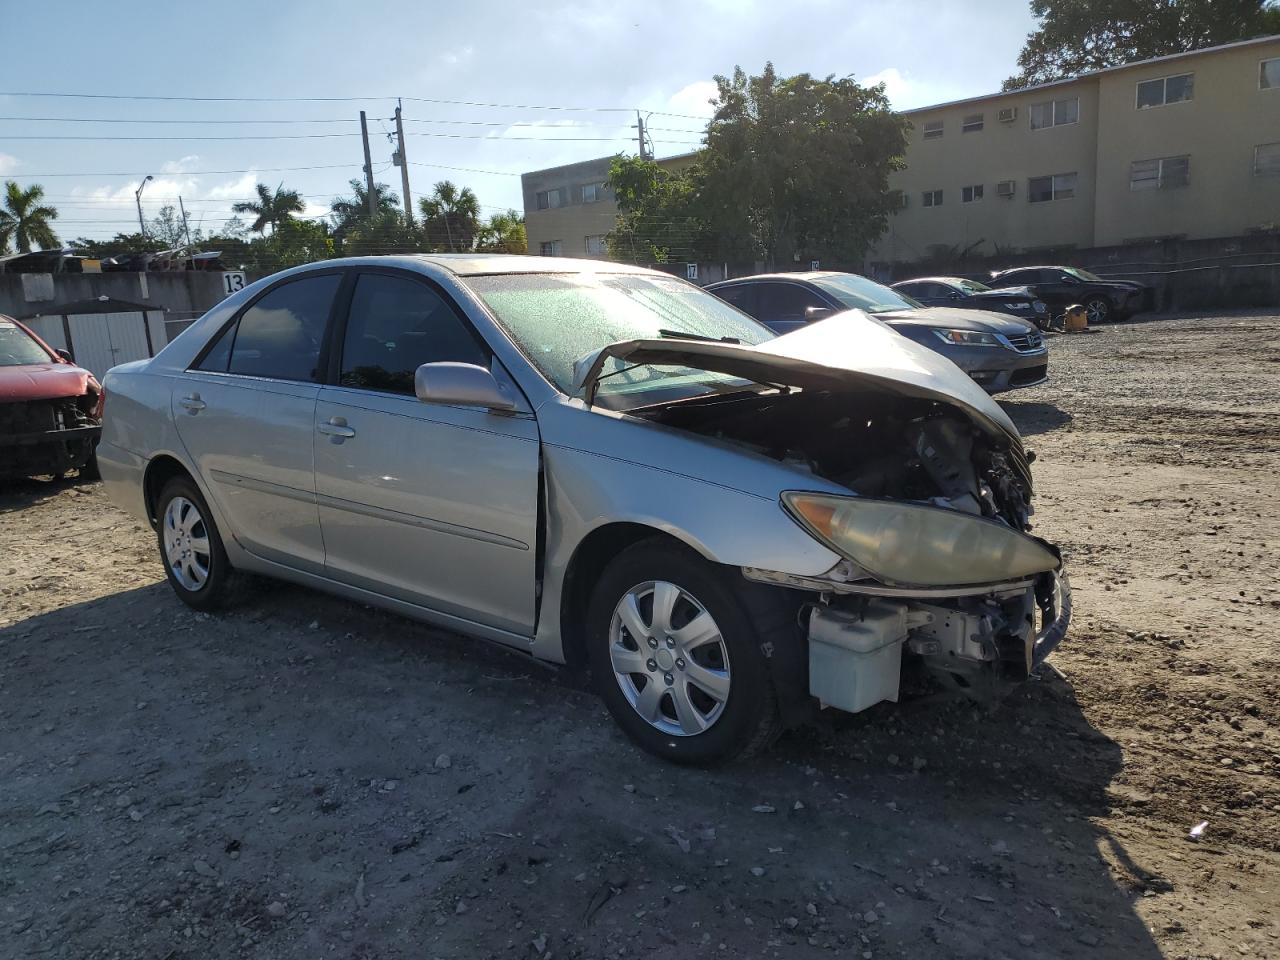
[2,311,1278,960]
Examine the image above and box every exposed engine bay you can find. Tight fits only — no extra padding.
[636,385,1066,708]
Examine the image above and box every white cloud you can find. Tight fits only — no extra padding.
[667,80,719,119]
[862,67,913,103]
[206,172,258,201]
[0,153,17,176]
[161,155,201,175]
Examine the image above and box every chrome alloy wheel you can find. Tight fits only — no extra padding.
[1086,298,1109,324]
[162,496,211,591]
[608,580,731,737]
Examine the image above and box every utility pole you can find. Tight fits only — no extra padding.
[135,174,153,237]
[394,100,414,225]
[636,111,652,160]
[359,111,376,217]
[178,196,192,246]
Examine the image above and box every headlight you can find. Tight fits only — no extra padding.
[931,328,1001,346]
[1003,301,1029,310]
[782,493,1060,587]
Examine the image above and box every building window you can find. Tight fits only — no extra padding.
[922,189,943,207]
[1029,97,1079,129]
[1028,172,1077,202]
[922,120,944,140]
[538,240,562,256]
[1130,155,1190,190]
[962,113,984,132]
[1136,73,1194,109]
[535,188,566,210]
[584,234,608,255]
[1262,58,1280,90]
[581,182,607,203]
[1255,142,1280,177]
[961,184,984,203]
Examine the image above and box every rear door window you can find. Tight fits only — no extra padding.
[228,274,341,381]
[338,272,488,395]
[757,282,829,322]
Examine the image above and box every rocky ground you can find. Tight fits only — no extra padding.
[1,310,1278,960]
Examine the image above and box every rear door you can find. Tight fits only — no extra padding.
[312,269,541,638]
[756,282,835,334]
[173,271,342,574]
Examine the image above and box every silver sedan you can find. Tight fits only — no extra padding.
[98,255,1070,765]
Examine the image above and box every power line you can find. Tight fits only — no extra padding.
[9,163,358,177]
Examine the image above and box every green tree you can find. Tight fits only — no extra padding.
[474,209,527,254]
[1005,0,1280,89]
[419,181,481,252]
[329,178,400,243]
[149,205,189,246]
[0,181,60,253]
[341,211,422,258]
[606,155,707,264]
[252,217,334,271]
[231,182,304,235]
[68,233,165,259]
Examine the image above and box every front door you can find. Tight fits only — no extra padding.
[173,271,342,574]
[312,270,540,638]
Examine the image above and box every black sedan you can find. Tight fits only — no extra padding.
[989,266,1150,324]
[707,272,1048,394]
[892,276,1049,328]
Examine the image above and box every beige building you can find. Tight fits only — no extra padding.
[522,152,696,260]
[874,35,1280,265]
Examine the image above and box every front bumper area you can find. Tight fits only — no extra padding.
[0,399,101,478]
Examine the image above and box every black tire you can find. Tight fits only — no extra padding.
[154,476,236,611]
[585,539,788,765]
[1085,297,1111,324]
[78,448,100,482]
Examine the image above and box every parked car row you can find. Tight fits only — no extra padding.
[94,255,1071,764]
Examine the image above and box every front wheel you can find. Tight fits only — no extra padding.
[586,540,784,765]
[155,477,236,611]
[1085,297,1111,324]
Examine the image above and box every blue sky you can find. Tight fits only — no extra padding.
[0,0,1038,242]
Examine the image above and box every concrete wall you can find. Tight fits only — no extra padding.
[1093,38,1280,245]
[880,78,1100,262]
[0,270,241,324]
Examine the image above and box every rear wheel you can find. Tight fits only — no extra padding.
[1085,297,1111,324]
[155,477,236,611]
[586,540,784,765]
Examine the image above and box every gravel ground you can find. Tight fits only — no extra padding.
[1,310,1278,960]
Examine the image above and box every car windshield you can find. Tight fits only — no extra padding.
[0,320,53,366]
[465,273,776,407]
[811,274,920,313]
[955,279,991,293]
[1064,267,1103,282]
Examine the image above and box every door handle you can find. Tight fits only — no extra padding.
[179,393,206,413]
[317,417,356,441]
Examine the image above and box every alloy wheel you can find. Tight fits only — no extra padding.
[163,496,211,591]
[1086,298,1109,324]
[608,580,731,737]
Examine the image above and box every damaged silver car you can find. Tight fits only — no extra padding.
[97,256,1070,764]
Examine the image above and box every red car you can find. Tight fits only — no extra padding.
[0,314,103,480]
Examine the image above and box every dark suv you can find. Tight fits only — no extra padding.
[989,266,1150,324]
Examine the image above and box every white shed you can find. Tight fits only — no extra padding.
[19,296,169,378]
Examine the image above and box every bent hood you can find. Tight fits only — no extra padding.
[575,310,1022,446]
[0,362,96,403]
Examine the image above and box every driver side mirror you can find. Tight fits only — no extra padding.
[804,306,834,321]
[414,362,517,412]
[56,348,74,362]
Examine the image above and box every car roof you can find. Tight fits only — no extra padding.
[396,253,659,277]
[993,265,1066,275]
[708,271,852,288]
[892,276,970,286]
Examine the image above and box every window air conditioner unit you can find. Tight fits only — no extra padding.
[998,107,1017,123]
[996,179,1016,198]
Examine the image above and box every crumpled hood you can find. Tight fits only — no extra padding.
[575,310,1022,445]
[876,306,1038,335]
[0,362,96,403]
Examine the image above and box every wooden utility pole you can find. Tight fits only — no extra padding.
[394,100,414,225]
[359,110,376,217]
[636,110,652,160]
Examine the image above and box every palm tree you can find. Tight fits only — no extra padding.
[0,181,60,253]
[329,179,400,237]
[474,209,527,254]
[419,180,480,252]
[231,182,304,235]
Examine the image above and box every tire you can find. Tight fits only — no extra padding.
[585,539,787,765]
[154,476,236,611]
[78,449,100,482]
[1085,297,1111,325]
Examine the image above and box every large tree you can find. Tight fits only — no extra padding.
[231,182,304,235]
[419,181,480,252]
[474,209,527,254]
[1005,0,1280,89]
[609,65,909,269]
[0,181,60,253]
[329,179,400,237]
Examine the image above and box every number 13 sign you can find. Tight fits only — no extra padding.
[221,271,247,296]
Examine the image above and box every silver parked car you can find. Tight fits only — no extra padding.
[98,256,1070,764]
